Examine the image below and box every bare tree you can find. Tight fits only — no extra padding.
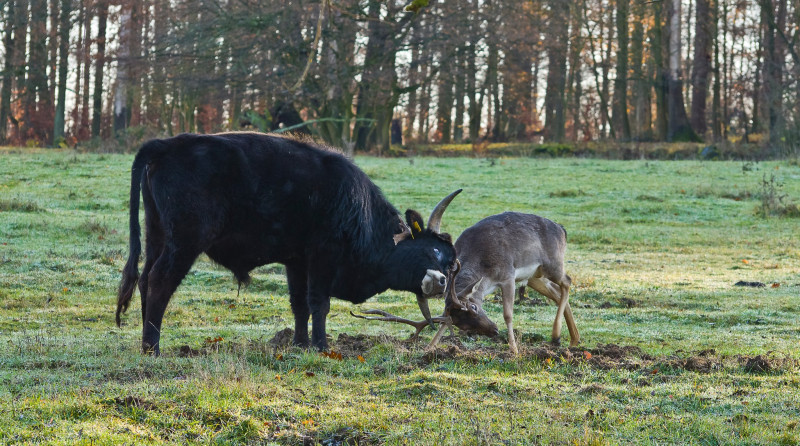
[690,0,713,137]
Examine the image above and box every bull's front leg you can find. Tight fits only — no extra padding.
[286,263,310,348]
[307,276,332,351]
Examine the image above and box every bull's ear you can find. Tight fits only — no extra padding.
[438,233,452,243]
[405,209,425,237]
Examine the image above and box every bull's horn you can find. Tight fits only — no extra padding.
[417,294,435,330]
[427,189,462,233]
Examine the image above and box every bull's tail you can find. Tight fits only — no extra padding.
[116,142,159,327]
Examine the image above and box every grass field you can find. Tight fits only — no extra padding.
[1,148,799,445]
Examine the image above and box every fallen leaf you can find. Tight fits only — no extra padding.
[357,355,366,363]
[651,368,659,375]
[302,418,315,426]
[275,353,284,361]
[742,259,750,264]
[771,283,780,288]
[305,371,315,377]
[583,351,592,360]
[214,316,220,323]
[274,374,281,381]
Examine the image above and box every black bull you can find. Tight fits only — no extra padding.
[116,132,461,354]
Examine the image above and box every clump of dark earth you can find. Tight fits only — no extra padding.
[268,327,295,349]
[177,345,201,357]
[683,356,718,373]
[734,281,766,287]
[743,355,773,373]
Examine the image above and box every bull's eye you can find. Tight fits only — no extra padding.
[470,304,478,311]
[433,248,441,261]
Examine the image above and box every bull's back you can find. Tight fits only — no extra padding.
[141,133,347,267]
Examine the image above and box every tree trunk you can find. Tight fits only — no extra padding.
[487,28,502,140]
[92,0,109,138]
[354,0,398,152]
[26,0,52,144]
[601,4,613,138]
[435,58,454,143]
[544,0,569,142]
[666,0,699,142]
[466,40,481,142]
[711,0,722,141]
[0,0,17,143]
[612,0,631,140]
[114,2,132,134]
[690,0,712,137]
[761,0,786,147]
[651,0,668,140]
[53,0,71,146]
[77,1,92,140]
[566,3,583,141]
[630,0,650,140]
[453,47,465,143]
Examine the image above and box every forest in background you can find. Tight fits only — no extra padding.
[0,0,798,155]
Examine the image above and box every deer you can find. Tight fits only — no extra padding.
[446,212,580,355]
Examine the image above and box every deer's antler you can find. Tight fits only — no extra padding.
[445,259,469,312]
[350,310,454,350]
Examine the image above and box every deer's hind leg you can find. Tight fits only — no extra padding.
[529,276,579,346]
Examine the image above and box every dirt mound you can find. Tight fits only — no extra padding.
[742,355,775,373]
[177,345,201,357]
[682,355,720,373]
[268,328,295,349]
[420,344,465,365]
[333,333,401,358]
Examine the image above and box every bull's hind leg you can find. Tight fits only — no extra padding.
[142,243,200,355]
[138,200,164,323]
[286,262,310,348]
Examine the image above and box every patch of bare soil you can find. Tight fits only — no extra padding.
[268,327,295,349]
[682,355,719,373]
[333,333,403,358]
[740,354,779,373]
[178,345,201,357]
[420,344,466,366]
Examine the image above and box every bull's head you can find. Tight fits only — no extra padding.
[392,189,461,326]
[445,277,499,337]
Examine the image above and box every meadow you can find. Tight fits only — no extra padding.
[1,148,799,445]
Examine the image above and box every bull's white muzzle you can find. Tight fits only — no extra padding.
[421,269,447,296]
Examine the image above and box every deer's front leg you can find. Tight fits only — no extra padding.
[500,280,518,355]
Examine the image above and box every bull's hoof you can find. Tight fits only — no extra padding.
[292,336,310,348]
[550,337,561,347]
[142,342,160,356]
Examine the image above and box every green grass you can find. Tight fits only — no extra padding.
[1,149,799,445]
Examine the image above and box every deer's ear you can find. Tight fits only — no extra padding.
[405,209,425,238]
[471,277,484,294]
